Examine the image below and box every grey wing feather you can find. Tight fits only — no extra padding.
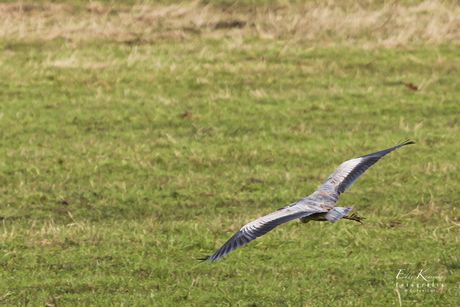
[205,205,322,263]
[316,140,414,195]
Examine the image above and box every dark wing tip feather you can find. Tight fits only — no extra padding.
[197,256,211,263]
[202,230,250,263]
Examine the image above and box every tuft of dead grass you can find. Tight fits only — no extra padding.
[0,1,459,47]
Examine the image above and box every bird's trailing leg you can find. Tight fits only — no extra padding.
[343,213,365,225]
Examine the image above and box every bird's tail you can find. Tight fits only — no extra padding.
[324,207,352,223]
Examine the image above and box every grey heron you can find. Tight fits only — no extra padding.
[202,140,414,263]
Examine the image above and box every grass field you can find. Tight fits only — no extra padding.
[0,0,459,306]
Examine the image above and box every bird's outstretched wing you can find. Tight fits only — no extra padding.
[203,204,324,263]
[315,140,414,195]
[202,140,414,263]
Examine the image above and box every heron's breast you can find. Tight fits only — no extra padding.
[300,212,328,223]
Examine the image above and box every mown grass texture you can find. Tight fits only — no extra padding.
[0,0,459,306]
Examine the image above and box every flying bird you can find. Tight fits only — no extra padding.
[202,140,414,263]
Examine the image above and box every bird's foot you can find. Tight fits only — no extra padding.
[343,213,365,225]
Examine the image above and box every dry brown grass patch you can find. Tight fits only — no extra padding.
[0,1,460,47]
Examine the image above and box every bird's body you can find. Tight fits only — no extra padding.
[203,140,414,263]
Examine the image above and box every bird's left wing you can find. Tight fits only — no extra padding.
[203,204,323,263]
[315,140,414,196]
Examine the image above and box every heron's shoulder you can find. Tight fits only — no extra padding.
[289,196,330,213]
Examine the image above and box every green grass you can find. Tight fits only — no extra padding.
[0,1,460,306]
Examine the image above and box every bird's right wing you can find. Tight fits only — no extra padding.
[315,140,414,195]
[204,204,324,263]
